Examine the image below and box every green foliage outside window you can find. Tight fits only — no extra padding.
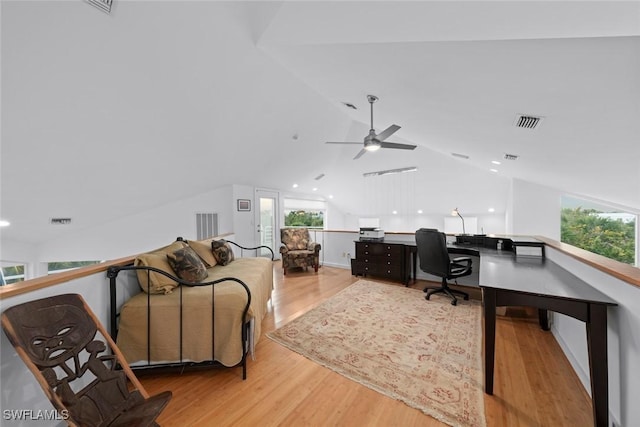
[48,261,100,273]
[284,210,324,228]
[1,265,25,285]
[561,207,636,264]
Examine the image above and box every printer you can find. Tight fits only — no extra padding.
[359,227,385,241]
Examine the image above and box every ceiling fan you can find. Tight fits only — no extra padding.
[326,95,417,160]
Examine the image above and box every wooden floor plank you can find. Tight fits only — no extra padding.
[138,264,593,426]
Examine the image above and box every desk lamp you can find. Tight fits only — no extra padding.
[451,208,466,235]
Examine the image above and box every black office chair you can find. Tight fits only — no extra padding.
[415,228,473,306]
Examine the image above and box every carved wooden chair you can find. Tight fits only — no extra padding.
[1,293,172,427]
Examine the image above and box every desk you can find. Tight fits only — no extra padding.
[478,249,617,427]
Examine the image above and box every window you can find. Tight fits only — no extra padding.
[1,263,25,285]
[283,199,326,229]
[561,196,637,265]
[48,261,101,274]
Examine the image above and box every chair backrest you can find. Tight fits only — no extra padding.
[281,228,310,250]
[415,228,450,278]
[1,294,158,427]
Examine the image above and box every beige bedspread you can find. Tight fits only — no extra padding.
[116,257,273,367]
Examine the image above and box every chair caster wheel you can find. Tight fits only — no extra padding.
[425,295,431,301]
[464,295,469,300]
[451,299,457,306]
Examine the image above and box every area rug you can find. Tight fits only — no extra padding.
[267,280,486,427]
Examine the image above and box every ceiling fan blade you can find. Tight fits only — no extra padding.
[380,141,417,150]
[325,141,363,145]
[376,124,401,142]
[353,148,367,160]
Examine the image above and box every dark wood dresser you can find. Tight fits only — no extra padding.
[352,240,414,285]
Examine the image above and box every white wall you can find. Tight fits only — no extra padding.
[232,184,257,248]
[508,178,561,238]
[26,186,234,263]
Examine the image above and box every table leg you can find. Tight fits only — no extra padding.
[483,288,497,395]
[538,309,550,331]
[586,303,609,427]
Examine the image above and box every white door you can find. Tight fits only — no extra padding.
[255,189,279,258]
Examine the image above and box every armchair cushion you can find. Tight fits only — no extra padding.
[281,228,311,251]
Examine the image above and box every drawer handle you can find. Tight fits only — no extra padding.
[365,251,369,255]
[387,261,391,265]
[387,254,391,257]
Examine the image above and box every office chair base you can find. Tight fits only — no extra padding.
[424,285,469,306]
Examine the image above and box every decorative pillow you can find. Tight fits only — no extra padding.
[134,240,187,294]
[186,239,217,268]
[211,239,235,266]
[166,246,208,282]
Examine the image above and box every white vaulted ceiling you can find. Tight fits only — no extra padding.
[1,1,639,246]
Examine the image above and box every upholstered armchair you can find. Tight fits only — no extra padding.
[279,228,321,275]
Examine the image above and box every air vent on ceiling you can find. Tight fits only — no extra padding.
[86,0,113,14]
[451,153,469,159]
[514,114,543,129]
[342,102,357,110]
[315,173,325,181]
[51,218,72,225]
[504,153,519,161]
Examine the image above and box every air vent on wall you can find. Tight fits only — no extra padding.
[504,153,519,161]
[514,114,543,129]
[196,213,218,240]
[51,218,72,225]
[86,0,113,14]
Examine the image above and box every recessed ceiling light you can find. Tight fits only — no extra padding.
[328,195,334,199]
[417,209,423,214]
[491,160,501,165]
[490,169,498,173]
[392,210,398,215]
[312,187,318,191]
[488,208,495,213]
[0,220,10,227]
[292,183,298,188]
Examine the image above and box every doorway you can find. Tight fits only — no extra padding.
[255,189,280,258]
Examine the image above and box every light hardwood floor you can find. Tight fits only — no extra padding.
[138,264,593,426]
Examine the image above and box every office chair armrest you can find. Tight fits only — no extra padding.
[451,256,472,269]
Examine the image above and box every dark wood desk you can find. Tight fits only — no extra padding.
[478,249,617,427]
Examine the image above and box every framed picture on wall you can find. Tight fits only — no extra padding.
[237,199,251,211]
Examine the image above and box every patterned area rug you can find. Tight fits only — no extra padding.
[267,280,486,427]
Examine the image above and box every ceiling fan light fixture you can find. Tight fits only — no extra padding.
[365,143,381,152]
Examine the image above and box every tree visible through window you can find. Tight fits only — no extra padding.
[561,197,636,265]
[283,198,326,229]
[284,210,324,228]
